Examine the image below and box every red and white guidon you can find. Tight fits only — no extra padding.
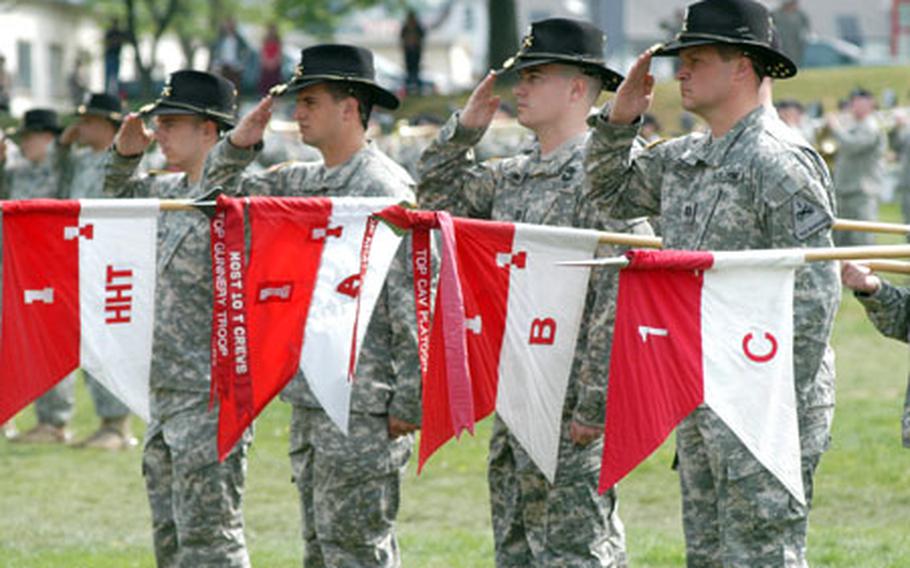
[0,199,157,423]
[413,217,601,483]
[600,248,806,504]
[212,196,402,460]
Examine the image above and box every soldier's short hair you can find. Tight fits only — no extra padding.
[324,81,374,130]
[713,44,767,82]
[551,64,603,106]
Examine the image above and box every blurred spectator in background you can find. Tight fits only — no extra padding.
[890,111,910,225]
[258,23,283,96]
[773,0,810,66]
[640,114,662,144]
[400,9,426,95]
[211,18,251,90]
[104,18,128,94]
[68,51,90,107]
[827,88,886,246]
[0,55,11,114]
[659,9,685,40]
[776,99,815,144]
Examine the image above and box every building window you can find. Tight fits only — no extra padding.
[16,40,32,90]
[49,44,65,98]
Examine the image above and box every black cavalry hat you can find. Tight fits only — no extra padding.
[654,0,797,79]
[5,108,63,137]
[269,44,400,110]
[76,92,124,124]
[139,70,237,127]
[499,18,624,92]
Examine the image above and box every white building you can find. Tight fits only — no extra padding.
[0,0,102,115]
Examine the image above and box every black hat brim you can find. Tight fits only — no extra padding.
[5,125,63,138]
[140,100,236,128]
[76,107,123,124]
[500,56,624,92]
[273,75,400,110]
[654,35,797,79]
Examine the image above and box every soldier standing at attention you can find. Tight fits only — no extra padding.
[103,70,252,567]
[203,44,420,567]
[826,88,886,246]
[840,262,910,450]
[53,92,138,450]
[418,18,648,567]
[585,0,840,565]
[1,109,73,444]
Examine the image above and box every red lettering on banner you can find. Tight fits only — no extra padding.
[410,228,433,377]
[209,198,251,417]
[742,331,778,363]
[529,317,556,345]
[105,265,133,324]
[336,274,361,298]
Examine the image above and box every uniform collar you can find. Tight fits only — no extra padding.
[527,130,588,175]
[317,142,372,189]
[681,105,766,167]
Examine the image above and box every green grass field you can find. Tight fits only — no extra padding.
[2,206,910,567]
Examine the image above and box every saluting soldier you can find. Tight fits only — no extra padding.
[826,87,886,246]
[585,0,840,564]
[1,109,74,444]
[203,44,420,567]
[103,70,253,567]
[418,18,649,567]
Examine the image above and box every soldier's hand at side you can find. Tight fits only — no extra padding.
[59,123,81,147]
[459,72,500,130]
[570,420,601,446]
[115,113,153,156]
[230,95,273,149]
[609,49,655,125]
[388,416,418,439]
[841,261,881,294]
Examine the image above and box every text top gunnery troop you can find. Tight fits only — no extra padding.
[104,70,254,567]
[418,17,652,567]
[585,0,840,565]
[201,44,421,567]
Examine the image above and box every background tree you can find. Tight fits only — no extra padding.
[487,0,518,81]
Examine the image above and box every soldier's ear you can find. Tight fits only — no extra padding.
[569,74,587,104]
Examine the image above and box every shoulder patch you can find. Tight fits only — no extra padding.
[791,195,832,240]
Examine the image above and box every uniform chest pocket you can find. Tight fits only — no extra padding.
[713,167,745,185]
[158,223,197,274]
